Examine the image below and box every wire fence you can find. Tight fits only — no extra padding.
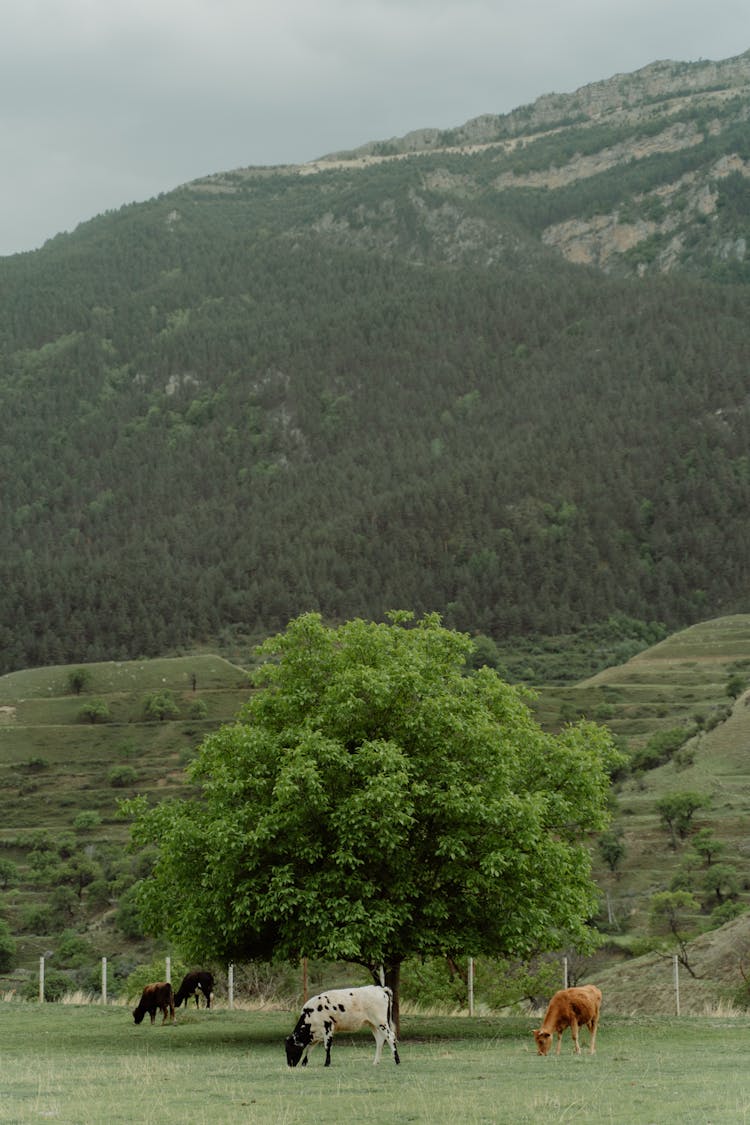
[1,952,698,1017]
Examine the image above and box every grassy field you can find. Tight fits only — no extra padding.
[0,1003,748,1124]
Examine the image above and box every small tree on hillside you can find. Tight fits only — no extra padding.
[77,699,111,724]
[656,792,707,849]
[597,830,626,877]
[649,890,701,977]
[690,828,725,867]
[702,862,740,906]
[143,691,179,722]
[67,668,92,695]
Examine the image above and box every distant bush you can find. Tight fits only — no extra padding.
[188,698,208,719]
[21,968,70,1002]
[705,704,732,731]
[114,885,146,940]
[0,919,16,972]
[73,810,101,832]
[0,858,19,888]
[77,699,111,724]
[630,727,693,772]
[143,691,179,722]
[55,929,94,969]
[107,765,137,789]
[66,668,92,695]
[726,673,746,699]
[85,878,113,911]
[709,901,745,928]
[20,905,55,934]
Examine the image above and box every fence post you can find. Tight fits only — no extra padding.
[563,956,568,990]
[302,957,308,1002]
[165,956,171,985]
[228,963,234,1010]
[101,957,107,1005]
[673,954,680,1016]
[39,956,45,1003]
[468,957,474,1016]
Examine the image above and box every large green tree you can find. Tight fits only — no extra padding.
[126,612,620,1017]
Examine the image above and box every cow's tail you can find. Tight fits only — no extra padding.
[384,985,395,1032]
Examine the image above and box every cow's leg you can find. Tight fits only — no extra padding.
[372,1026,386,1064]
[149,1010,156,1024]
[323,1027,334,1067]
[589,1016,598,1054]
[570,1017,581,1054]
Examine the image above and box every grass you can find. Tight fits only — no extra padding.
[1,1003,749,1124]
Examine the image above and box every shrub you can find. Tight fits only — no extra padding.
[55,929,94,968]
[21,968,71,1002]
[114,885,146,940]
[85,878,113,911]
[107,765,137,788]
[143,691,179,722]
[0,858,19,889]
[67,668,92,695]
[22,757,49,772]
[20,905,55,934]
[77,699,111,724]
[188,698,208,719]
[73,810,102,832]
[0,919,16,972]
[709,901,745,928]
[631,727,693,772]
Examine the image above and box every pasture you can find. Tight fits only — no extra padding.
[1,1002,749,1123]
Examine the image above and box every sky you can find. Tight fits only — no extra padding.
[1,1,748,256]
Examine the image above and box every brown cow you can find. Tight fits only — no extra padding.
[133,981,175,1025]
[533,985,601,1056]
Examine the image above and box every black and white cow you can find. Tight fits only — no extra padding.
[285,985,400,1067]
[174,970,214,1010]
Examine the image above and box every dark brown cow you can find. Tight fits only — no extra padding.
[533,985,602,1056]
[174,970,214,1010]
[133,981,175,1025]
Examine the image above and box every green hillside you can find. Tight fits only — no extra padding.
[0,653,250,984]
[535,616,750,1011]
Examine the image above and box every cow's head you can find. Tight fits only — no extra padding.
[533,1029,553,1055]
[133,1007,145,1025]
[285,1035,305,1067]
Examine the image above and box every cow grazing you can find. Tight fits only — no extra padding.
[533,985,602,1056]
[285,985,400,1068]
[174,970,214,1010]
[133,981,175,1025]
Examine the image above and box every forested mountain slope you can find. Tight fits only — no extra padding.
[1,50,749,672]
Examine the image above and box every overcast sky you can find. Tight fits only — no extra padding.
[1,1,747,256]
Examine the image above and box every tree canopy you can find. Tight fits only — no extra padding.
[127,612,621,997]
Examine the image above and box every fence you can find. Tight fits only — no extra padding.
[20,953,690,1015]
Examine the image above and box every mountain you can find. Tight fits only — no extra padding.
[1,51,750,672]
